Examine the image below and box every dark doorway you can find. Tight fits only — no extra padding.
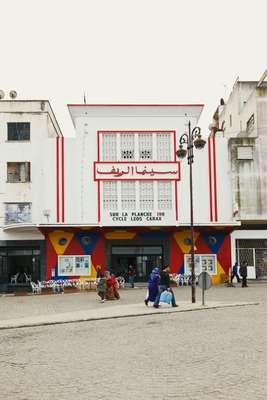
[0,248,41,285]
[111,246,163,281]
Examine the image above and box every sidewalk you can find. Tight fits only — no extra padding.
[0,300,259,330]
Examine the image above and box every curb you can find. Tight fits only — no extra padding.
[0,301,259,331]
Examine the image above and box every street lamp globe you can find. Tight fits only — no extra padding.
[176,145,187,159]
[194,135,206,150]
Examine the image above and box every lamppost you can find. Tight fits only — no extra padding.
[176,121,206,303]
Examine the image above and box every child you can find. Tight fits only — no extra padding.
[96,272,107,303]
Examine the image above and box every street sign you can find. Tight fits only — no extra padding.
[198,272,211,290]
[198,272,211,305]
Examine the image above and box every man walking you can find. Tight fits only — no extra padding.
[128,264,136,288]
[153,266,178,308]
[231,261,240,284]
[239,261,248,288]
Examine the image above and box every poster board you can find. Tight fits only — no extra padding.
[58,255,91,276]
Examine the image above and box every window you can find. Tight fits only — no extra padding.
[7,123,30,141]
[246,114,255,133]
[156,133,171,160]
[121,181,136,210]
[139,133,152,160]
[58,255,91,276]
[103,181,118,210]
[5,203,32,224]
[7,162,30,183]
[229,114,232,127]
[120,133,134,160]
[158,181,172,210]
[102,133,117,161]
[139,181,154,210]
[237,146,253,160]
[112,246,162,255]
[184,254,217,275]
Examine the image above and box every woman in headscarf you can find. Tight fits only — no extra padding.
[144,267,160,306]
[105,271,120,300]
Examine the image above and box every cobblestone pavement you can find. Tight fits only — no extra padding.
[0,283,267,400]
[0,282,265,321]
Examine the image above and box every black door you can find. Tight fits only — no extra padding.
[111,246,163,281]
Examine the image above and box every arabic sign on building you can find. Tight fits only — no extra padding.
[94,162,180,181]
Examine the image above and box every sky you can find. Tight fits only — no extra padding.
[1,0,267,136]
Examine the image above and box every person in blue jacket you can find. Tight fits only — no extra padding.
[144,267,160,306]
[153,266,178,308]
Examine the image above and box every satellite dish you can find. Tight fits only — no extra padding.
[9,90,17,99]
[0,90,5,99]
[208,123,214,131]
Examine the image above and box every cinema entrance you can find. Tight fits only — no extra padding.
[110,245,163,281]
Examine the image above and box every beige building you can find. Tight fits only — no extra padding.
[213,70,267,279]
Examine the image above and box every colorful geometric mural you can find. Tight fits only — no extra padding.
[45,230,105,280]
[171,230,231,284]
[44,228,232,284]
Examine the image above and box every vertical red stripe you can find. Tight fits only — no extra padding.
[208,137,213,222]
[61,137,65,223]
[174,132,178,220]
[56,137,60,223]
[97,131,100,161]
[97,181,101,222]
[97,132,100,222]
[173,131,177,161]
[212,136,218,221]
[175,181,178,221]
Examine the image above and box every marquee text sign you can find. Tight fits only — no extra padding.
[109,211,166,222]
[94,162,180,180]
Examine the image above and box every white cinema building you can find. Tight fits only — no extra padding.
[0,101,237,291]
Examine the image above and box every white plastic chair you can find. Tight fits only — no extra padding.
[116,276,125,289]
[24,273,32,284]
[31,282,41,294]
[10,273,19,284]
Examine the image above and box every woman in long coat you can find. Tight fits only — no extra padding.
[144,267,160,306]
[105,272,120,300]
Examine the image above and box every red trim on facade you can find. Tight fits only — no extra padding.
[56,137,60,223]
[212,136,218,221]
[96,130,180,221]
[175,181,178,221]
[95,161,180,164]
[61,137,65,223]
[97,181,101,223]
[173,131,177,162]
[97,131,100,161]
[97,130,176,133]
[208,137,213,222]
[68,104,204,107]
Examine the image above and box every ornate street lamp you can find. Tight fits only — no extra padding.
[176,121,206,303]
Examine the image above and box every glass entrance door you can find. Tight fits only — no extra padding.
[111,246,163,281]
[136,255,162,281]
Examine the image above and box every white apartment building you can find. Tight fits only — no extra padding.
[213,70,267,279]
[0,99,62,290]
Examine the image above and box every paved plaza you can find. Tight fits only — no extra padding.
[0,283,267,399]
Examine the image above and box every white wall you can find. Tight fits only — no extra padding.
[0,101,61,240]
[65,105,234,227]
